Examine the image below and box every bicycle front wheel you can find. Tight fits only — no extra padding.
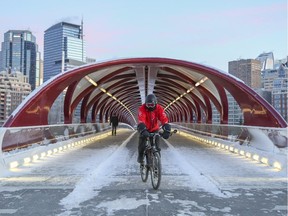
[151,152,161,189]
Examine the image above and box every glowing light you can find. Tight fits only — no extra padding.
[252,154,260,161]
[260,157,269,165]
[240,150,245,156]
[273,161,282,170]
[195,77,208,87]
[10,161,19,169]
[245,152,252,158]
[24,157,31,164]
[85,76,98,86]
[33,155,39,161]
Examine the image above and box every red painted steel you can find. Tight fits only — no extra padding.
[3,57,287,128]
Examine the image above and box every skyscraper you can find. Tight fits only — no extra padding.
[256,52,274,71]
[43,22,86,82]
[0,71,31,125]
[262,61,288,122]
[228,59,262,89]
[0,30,41,90]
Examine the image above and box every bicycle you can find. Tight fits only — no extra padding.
[140,129,177,190]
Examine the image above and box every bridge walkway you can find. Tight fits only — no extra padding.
[0,128,287,215]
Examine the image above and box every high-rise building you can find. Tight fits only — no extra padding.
[226,59,262,125]
[0,71,31,125]
[44,22,86,82]
[44,21,88,124]
[256,52,274,70]
[0,30,41,90]
[228,59,262,89]
[263,63,288,122]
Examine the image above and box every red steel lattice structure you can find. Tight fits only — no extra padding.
[3,58,287,128]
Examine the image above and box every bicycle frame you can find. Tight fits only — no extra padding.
[140,132,162,190]
[139,129,177,190]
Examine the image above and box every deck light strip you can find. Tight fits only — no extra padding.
[177,130,283,171]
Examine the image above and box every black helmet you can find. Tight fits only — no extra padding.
[145,94,157,111]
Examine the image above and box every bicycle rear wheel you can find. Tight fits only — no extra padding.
[140,154,149,182]
[151,152,161,189]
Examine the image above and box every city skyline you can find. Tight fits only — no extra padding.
[0,0,286,72]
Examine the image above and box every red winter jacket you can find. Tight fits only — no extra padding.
[138,104,169,132]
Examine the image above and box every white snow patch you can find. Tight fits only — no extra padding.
[58,132,135,213]
[210,206,231,213]
[163,139,231,198]
[167,198,207,213]
[96,197,147,216]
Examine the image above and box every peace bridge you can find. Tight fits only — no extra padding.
[0,57,287,215]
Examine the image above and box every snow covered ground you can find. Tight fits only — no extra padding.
[0,128,287,215]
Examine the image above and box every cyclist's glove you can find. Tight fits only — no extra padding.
[141,130,150,138]
[137,123,149,138]
[162,123,171,139]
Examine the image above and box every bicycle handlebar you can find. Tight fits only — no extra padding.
[148,129,177,138]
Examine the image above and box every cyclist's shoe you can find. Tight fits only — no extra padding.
[137,155,144,164]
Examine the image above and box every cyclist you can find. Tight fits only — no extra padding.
[137,93,171,164]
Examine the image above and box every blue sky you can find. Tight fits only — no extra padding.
[0,0,286,71]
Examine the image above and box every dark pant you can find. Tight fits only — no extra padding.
[138,136,146,158]
[138,134,160,158]
[112,125,117,135]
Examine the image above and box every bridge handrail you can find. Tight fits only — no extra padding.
[171,123,288,155]
[0,122,132,153]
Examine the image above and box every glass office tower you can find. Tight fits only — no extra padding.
[44,22,86,124]
[44,22,86,82]
[0,30,40,90]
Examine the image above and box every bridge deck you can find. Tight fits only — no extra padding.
[0,129,287,215]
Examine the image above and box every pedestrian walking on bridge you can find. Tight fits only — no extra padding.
[110,114,119,136]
